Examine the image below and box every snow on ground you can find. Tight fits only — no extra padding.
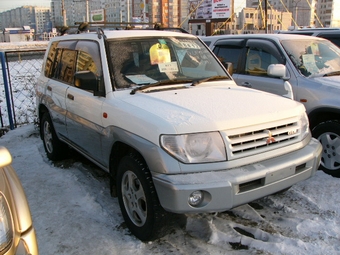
[1,124,339,255]
[0,41,48,51]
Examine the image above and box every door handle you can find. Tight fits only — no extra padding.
[241,82,252,88]
[67,94,74,100]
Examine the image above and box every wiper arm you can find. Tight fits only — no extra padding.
[323,71,340,77]
[191,75,229,86]
[130,79,193,95]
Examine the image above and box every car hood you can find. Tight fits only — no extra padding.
[111,83,305,143]
[312,75,340,89]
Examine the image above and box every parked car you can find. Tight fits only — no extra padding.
[36,29,322,241]
[276,28,340,48]
[202,33,340,177]
[0,146,39,255]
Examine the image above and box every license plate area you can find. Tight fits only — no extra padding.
[265,165,296,185]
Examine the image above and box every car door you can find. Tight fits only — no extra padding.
[64,40,106,164]
[43,40,77,139]
[236,39,289,97]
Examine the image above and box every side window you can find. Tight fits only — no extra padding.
[44,41,58,78]
[57,49,77,84]
[213,45,243,73]
[74,40,104,93]
[245,47,281,77]
[47,40,77,84]
[75,41,102,76]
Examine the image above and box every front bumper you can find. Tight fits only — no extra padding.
[153,138,322,213]
[4,226,38,255]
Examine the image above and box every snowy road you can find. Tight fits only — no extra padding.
[1,124,339,255]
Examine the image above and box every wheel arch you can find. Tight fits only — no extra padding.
[108,141,146,197]
[308,107,340,130]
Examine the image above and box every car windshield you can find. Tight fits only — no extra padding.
[108,36,229,89]
[281,38,340,77]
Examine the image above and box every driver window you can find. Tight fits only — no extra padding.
[245,47,280,77]
[75,40,103,92]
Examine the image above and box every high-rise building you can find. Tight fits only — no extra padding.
[50,0,183,28]
[315,0,340,27]
[245,0,340,28]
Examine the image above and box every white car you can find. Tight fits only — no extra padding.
[36,28,322,241]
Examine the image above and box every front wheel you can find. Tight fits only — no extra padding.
[40,112,68,161]
[312,121,340,177]
[116,153,167,241]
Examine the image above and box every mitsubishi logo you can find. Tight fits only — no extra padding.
[264,130,276,144]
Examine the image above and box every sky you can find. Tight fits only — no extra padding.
[0,0,247,14]
[0,0,51,11]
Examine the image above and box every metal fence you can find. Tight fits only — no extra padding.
[0,50,45,135]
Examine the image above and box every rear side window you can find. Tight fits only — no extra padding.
[55,49,77,84]
[44,40,77,84]
[213,45,243,73]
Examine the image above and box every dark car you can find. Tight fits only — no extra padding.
[277,28,340,48]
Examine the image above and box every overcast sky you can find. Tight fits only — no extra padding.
[0,0,51,11]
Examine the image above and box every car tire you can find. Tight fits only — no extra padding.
[312,121,340,177]
[116,153,169,241]
[40,112,68,161]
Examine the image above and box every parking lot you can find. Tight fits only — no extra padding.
[1,124,339,255]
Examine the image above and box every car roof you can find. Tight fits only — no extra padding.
[277,28,340,36]
[50,29,196,42]
[200,33,327,44]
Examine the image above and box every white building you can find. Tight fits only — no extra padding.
[315,0,340,27]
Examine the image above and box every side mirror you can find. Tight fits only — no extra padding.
[267,64,287,78]
[267,64,294,100]
[223,62,233,76]
[74,71,104,96]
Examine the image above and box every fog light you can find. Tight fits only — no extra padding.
[188,190,203,206]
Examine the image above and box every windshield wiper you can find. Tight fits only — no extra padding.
[191,75,229,86]
[130,79,193,95]
[323,71,340,77]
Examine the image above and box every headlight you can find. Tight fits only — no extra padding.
[300,112,310,140]
[0,193,13,253]
[160,132,226,163]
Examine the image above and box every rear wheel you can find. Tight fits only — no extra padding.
[312,121,340,177]
[40,112,68,161]
[116,153,169,241]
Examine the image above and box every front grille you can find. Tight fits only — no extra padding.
[226,121,300,159]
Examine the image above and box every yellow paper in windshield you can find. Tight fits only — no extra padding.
[311,42,320,55]
[149,43,171,65]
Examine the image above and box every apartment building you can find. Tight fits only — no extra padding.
[238,7,292,31]
[246,0,340,28]
[50,0,181,28]
[0,6,51,33]
[315,0,340,27]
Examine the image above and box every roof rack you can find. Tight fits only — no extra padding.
[55,22,189,35]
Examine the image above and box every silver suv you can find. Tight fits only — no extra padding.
[203,33,340,177]
[36,29,321,241]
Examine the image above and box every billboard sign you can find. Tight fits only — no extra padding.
[90,9,105,22]
[189,0,231,20]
